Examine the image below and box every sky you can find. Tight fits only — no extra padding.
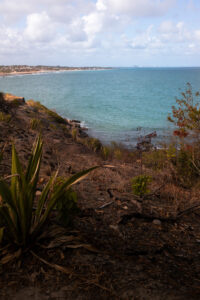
[0,0,200,67]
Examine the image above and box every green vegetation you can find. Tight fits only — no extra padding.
[0,136,98,248]
[27,100,66,124]
[100,141,139,162]
[0,112,11,123]
[84,137,102,152]
[167,83,200,187]
[168,82,200,139]
[30,118,43,131]
[142,149,167,170]
[131,175,152,197]
[46,109,66,124]
[102,146,110,160]
[138,84,200,188]
[72,128,77,140]
[114,149,122,160]
[55,177,79,226]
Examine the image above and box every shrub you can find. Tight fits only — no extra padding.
[131,175,152,197]
[59,124,70,134]
[102,146,110,160]
[142,149,167,170]
[46,110,66,124]
[114,149,122,160]
[169,145,200,187]
[168,82,200,139]
[167,83,200,186]
[27,100,66,124]
[80,137,102,152]
[166,144,177,161]
[55,177,79,226]
[88,137,102,152]
[0,136,98,247]
[27,100,42,112]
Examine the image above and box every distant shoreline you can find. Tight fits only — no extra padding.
[0,66,112,77]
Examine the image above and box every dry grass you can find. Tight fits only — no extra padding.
[30,118,43,131]
[27,100,67,124]
[0,111,11,123]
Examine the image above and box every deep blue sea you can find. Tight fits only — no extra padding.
[0,68,200,146]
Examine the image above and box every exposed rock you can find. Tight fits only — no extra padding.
[152,219,162,225]
[4,93,25,105]
[71,119,81,123]
[35,191,42,196]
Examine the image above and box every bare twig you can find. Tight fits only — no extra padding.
[3,174,19,180]
[31,251,117,296]
[98,201,114,209]
[177,203,200,218]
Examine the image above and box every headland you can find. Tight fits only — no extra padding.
[0,92,200,300]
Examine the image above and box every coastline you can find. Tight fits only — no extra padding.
[1,91,200,300]
[0,70,63,77]
[0,66,112,77]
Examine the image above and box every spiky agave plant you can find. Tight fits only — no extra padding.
[0,136,98,247]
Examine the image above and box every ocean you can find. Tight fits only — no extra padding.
[0,67,200,147]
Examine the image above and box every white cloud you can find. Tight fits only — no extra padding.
[0,0,200,65]
[24,12,56,42]
[83,12,104,37]
[68,18,87,42]
[96,0,174,17]
[159,20,177,33]
[158,21,191,43]
[120,20,200,58]
[194,30,200,41]
[82,9,124,42]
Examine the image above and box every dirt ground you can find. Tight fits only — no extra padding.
[0,95,200,300]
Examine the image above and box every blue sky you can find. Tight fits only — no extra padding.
[0,0,200,66]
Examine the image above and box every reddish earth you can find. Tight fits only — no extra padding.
[0,94,200,299]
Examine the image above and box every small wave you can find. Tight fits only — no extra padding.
[80,120,89,129]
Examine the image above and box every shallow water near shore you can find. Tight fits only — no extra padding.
[0,67,200,146]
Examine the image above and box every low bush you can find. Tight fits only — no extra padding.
[102,146,111,160]
[142,149,167,170]
[88,137,102,152]
[168,144,200,187]
[0,136,98,248]
[167,83,200,187]
[114,149,122,160]
[27,100,43,112]
[131,175,152,197]
[27,100,66,124]
[46,110,66,124]
[55,177,79,226]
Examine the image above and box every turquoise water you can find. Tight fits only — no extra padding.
[0,68,200,146]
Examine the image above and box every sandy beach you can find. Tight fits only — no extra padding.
[0,66,111,77]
